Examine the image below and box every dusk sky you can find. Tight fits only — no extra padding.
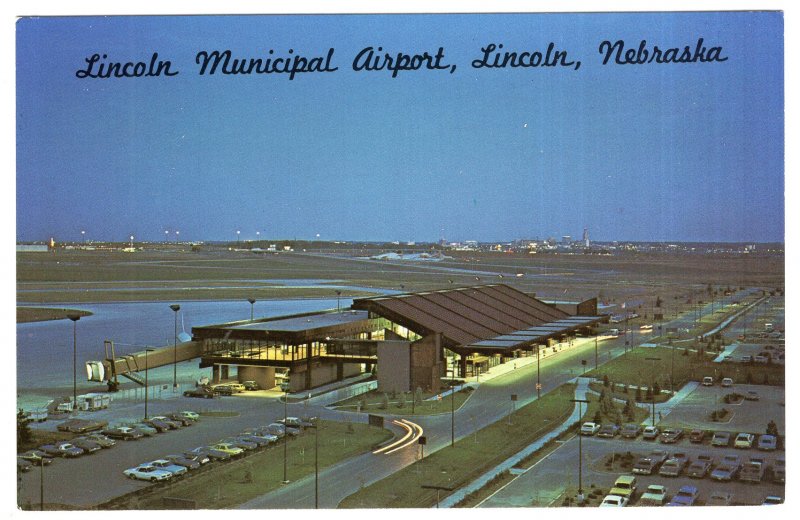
[16,12,784,243]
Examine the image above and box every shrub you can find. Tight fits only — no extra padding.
[379,393,389,410]
[603,374,610,387]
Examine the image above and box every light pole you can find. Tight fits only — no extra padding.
[645,357,661,426]
[129,235,134,249]
[335,290,341,313]
[164,229,169,243]
[248,297,256,321]
[450,380,455,447]
[314,417,319,508]
[536,345,541,400]
[67,314,81,412]
[282,376,290,484]
[39,451,44,511]
[80,230,85,244]
[175,230,179,244]
[570,398,590,503]
[169,304,180,388]
[236,230,241,244]
[144,348,155,420]
[594,335,598,370]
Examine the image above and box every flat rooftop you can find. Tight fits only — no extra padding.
[228,310,370,332]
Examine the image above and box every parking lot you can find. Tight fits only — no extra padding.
[481,433,784,507]
[660,384,784,434]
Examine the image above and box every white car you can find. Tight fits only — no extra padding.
[178,411,199,421]
[600,495,629,507]
[123,465,173,482]
[580,422,601,436]
[734,432,755,449]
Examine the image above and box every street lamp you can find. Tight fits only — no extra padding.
[144,348,155,420]
[169,304,181,388]
[536,345,542,400]
[594,335,598,370]
[67,314,81,412]
[282,375,290,484]
[335,290,341,313]
[570,398,590,503]
[645,357,661,426]
[175,230,179,244]
[236,230,241,244]
[450,380,456,447]
[164,230,169,243]
[248,297,256,321]
[314,417,319,508]
[81,230,85,244]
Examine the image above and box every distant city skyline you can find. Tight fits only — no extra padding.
[16,13,784,243]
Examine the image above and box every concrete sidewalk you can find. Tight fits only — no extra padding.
[438,377,592,508]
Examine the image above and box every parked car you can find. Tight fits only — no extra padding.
[17,458,33,472]
[706,491,733,506]
[236,434,273,448]
[167,413,194,426]
[83,433,116,448]
[127,423,157,437]
[772,456,785,483]
[268,423,300,437]
[745,390,760,401]
[711,455,742,481]
[241,432,278,445]
[739,457,767,483]
[660,428,684,444]
[54,442,85,458]
[600,495,628,507]
[734,432,755,449]
[242,380,261,391]
[638,484,668,506]
[71,438,103,454]
[56,418,107,433]
[753,355,769,364]
[148,459,188,477]
[757,434,777,451]
[689,429,706,444]
[178,451,211,466]
[221,437,258,450]
[185,446,230,462]
[123,464,173,482]
[721,377,734,387]
[38,445,66,458]
[659,454,689,477]
[762,496,783,505]
[711,431,731,447]
[102,426,144,440]
[184,386,215,399]
[18,450,53,466]
[666,485,699,506]
[142,418,172,433]
[642,426,660,440]
[580,422,601,436]
[151,416,182,429]
[633,450,668,475]
[620,423,642,439]
[163,454,201,470]
[609,475,637,500]
[597,424,620,438]
[702,376,714,386]
[687,454,713,478]
[284,416,314,429]
[210,443,245,457]
[213,385,234,396]
[176,410,200,421]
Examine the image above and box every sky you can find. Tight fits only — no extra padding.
[16,12,784,243]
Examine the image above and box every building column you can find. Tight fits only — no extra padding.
[220,365,229,380]
[336,360,344,381]
[212,364,220,383]
[459,356,467,379]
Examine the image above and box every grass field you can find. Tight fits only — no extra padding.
[115,420,392,509]
[338,383,576,508]
[331,387,474,416]
[585,346,785,389]
[17,248,784,309]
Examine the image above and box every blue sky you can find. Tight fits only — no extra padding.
[16,12,784,243]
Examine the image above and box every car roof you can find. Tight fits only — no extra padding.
[615,475,636,484]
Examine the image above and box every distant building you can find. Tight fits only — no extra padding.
[562,235,572,244]
[583,227,590,247]
[16,244,49,252]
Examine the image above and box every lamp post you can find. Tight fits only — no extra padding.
[594,335,598,369]
[164,229,169,243]
[536,345,541,400]
[169,304,180,388]
[144,348,155,420]
[248,297,256,321]
[282,378,290,484]
[450,380,456,447]
[129,235,134,249]
[67,314,81,412]
[335,290,341,313]
[314,417,319,508]
[175,230,179,244]
[236,230,240,244]
[81,230,85,244]
[570,398,590,503]
[645,357,661,426]
[39,451,44,511]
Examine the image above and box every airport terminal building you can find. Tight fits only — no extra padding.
[191,284,605,393]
